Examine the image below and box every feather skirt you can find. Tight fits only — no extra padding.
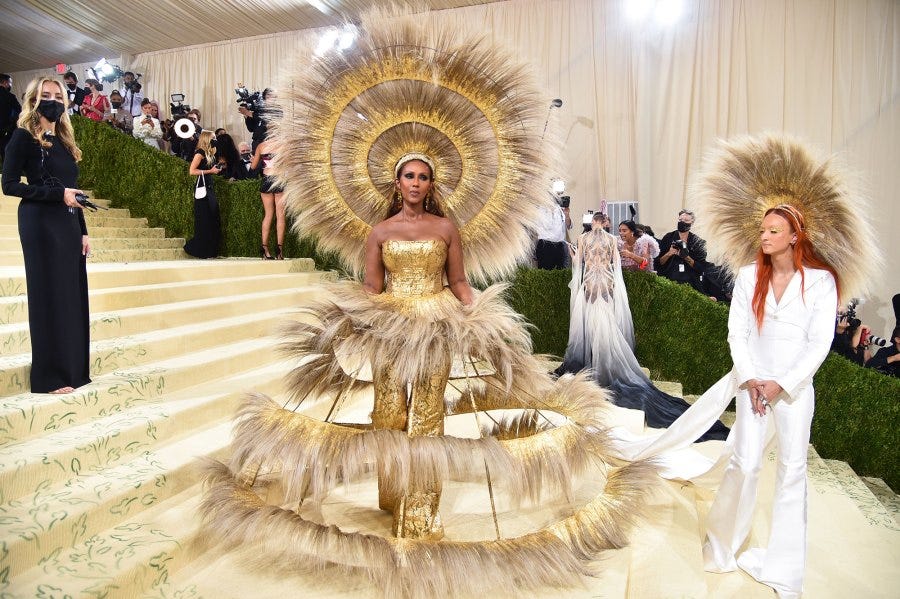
[199,282,659,597]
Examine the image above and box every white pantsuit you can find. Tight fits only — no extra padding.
[609,263,837,598]
[703,264,837,599]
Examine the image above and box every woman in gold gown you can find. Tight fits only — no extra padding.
[363,153,471,539]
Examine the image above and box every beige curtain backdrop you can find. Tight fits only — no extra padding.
[11,0,899,330]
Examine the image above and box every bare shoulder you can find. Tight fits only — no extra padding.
[369,219,393,245]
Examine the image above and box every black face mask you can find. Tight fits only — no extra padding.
[66,83,76,91]
[240,152,251,161]
[209,140,218,148]
[677,221,691,233]
[37,99,65,123]
[111,101,122,109]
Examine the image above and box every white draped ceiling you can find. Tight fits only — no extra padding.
[8,0,899,330]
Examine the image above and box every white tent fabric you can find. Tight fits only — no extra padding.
[8,0,899,329]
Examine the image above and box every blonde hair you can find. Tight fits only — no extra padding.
[17,77,81,161]
[195,130,215,164]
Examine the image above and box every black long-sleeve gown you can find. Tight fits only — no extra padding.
[1,128,91,393]
[183,149,221,259]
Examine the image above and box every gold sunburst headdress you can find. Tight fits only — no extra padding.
[692,132,881,300]
[266,7,554,283]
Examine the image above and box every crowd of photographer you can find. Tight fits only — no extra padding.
[831,295,900,377]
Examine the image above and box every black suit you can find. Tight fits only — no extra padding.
[65,84,86,115]
[0,86,22,160]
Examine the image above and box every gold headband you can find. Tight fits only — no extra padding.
[770,203,806,231]
[394,153,435,178]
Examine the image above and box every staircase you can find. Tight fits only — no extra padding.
[0,192,187,266]
[0,193,897,598]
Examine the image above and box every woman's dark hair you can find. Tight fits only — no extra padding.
[215,133,240,166]
[618,220,639,236]
[85,78,102,92]
[385,158,445,219]
[636,222,655,237]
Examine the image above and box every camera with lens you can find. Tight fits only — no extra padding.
[123,73,142,92]
[556,195,571,209]
[868,334,889,348]
[672,239,689,257]
[235,84,264,113]
[169,93,191,118]
[840,298,862,329]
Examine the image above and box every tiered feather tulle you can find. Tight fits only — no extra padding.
[199,280,659,597]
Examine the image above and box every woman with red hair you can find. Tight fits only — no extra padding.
[702,202,838,599]
[610,134,878,599]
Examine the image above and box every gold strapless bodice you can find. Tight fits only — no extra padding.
[383,239,447,298]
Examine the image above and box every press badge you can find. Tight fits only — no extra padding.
[679,264,685,272]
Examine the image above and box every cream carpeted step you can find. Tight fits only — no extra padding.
[0,419,231,583]
[862,476,900,527]
[0,336,287,445]
[0,257,317,296]
[0,195,112,211]
[0,223,165,238]
[0,286,321,357]
[0,247,190,266]
[0,235,183,251]
[9,485,206,599]
[821,459,898,531]
[0,307,297,397]
[0,211,147,228]
[0,359,289,504]
[0,269,322,325]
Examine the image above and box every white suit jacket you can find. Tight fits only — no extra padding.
[727,264,838,401]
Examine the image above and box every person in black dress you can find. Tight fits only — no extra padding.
[184,130,222,258]
[0,77,91,394]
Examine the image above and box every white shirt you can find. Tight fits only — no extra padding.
[536,204,568,242]
[133,114,163,146]
[120,88,144,117]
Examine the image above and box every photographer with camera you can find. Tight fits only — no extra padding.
[866,326,900,378]
[534,194,572,269]
[237,86,271,153]
[120,72,144,120]
[657,209,708,292]
[831,300,873,366]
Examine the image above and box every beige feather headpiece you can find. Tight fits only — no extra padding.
[692,132,881,300]
[266,7,554,283]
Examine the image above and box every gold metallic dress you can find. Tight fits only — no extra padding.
[200,239,658,597]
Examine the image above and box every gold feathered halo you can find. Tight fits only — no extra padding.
[691,132,881,299]
[267,8,553,282]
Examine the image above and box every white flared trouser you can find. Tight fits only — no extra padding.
[703,385,814,599]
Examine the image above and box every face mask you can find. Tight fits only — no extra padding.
[677,221,691,233]
[111,101,122,109]
[209,140,217,148]
[37,99,65,123]
[240,152,251,161]
[66,83,76,91]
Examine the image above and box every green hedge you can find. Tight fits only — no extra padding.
[72,116,340,269]
[507,267,899,490]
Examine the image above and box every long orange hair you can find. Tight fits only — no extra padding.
[751,205,840,330]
